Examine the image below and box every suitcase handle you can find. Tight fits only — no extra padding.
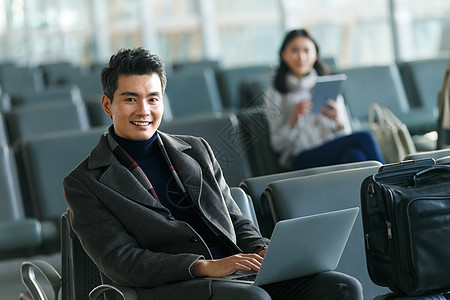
[413,165,450,185]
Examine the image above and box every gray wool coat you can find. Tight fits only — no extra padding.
[63,130,268,300]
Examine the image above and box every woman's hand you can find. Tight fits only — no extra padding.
[321,100,344,130]
[290,100,312,128]
[190,253,263,278]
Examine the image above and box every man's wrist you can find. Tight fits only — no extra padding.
[191,259,208,277]
[254,245,268,254]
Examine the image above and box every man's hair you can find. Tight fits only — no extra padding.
[101,47,167,100]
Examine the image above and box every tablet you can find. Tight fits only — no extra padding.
[311,74,347,113]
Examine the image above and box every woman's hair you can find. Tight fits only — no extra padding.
[101,47,167,101]
[273,29,330,94]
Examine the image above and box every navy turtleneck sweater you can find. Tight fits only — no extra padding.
[109,126,231,259]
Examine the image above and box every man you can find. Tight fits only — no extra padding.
[63,47,363,299]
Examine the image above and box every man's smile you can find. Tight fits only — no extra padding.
[131,121,152,126]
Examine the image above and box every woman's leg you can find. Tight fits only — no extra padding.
[293,131,384,170]
[262,271,363,300]
[337,131,384,164]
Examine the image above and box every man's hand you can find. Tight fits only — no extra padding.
[190,253,263,278]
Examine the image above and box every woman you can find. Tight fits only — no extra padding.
[265,29,384,170]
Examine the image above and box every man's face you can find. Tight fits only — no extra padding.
[102,74,164,141]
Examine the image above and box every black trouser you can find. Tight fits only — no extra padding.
[210,271,363,300]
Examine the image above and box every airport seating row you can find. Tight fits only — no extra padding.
[160,57,448,138]
[20,148,450,300]
[259,164,387,299]
[0,58,446,161]
[0,111,274,258]
[0,57,448,298]
[0,127,108,298]
[4,118,450,298]
[3,106,450,262]
[1,98,449,260]
[237,149,450,300]
[0,104,280,198]
[1,57,447,137]
[0,112,273,264]
[2,83,443,210]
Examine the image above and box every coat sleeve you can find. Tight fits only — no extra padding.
[198,138,270,252]
[63,171,204,288]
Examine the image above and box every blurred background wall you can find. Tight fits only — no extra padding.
[0,0,449,69]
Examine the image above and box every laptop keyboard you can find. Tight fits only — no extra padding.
[229,270,257,282]
[232,273,257,282]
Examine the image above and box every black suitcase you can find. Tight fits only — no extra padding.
[360,158,450,296]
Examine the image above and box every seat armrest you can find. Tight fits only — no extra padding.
[0,219,43,252]
[89,284,139,300]
[21,260,62,300]
[258,188,277,238]
[19,291,33,300]
[230,187,260,231]
[260,188,278,224]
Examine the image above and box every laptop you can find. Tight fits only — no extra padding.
[311,74,347,113]
[208,207,359,286]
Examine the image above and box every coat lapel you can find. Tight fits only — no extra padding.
[159,132,239,245]
[88,134,167,211]
[158,132,203,206]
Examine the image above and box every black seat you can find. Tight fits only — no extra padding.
[341,64,436,135]
[260,166,390,299]
[239,160,382,238]
[18,127,107,253]
[39,62,84,87]
[217,65,273,110]
[5,101,90,144]
[160,113,252,186]
[12,85,83,107]
[0,67,45,99]
[398,58,448,109]
[0,144,48,299]
[0,145,43,260]
[236,106,285,177]
[0,113,8,145]
[21,212,138,300]
[165,68,223,118]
